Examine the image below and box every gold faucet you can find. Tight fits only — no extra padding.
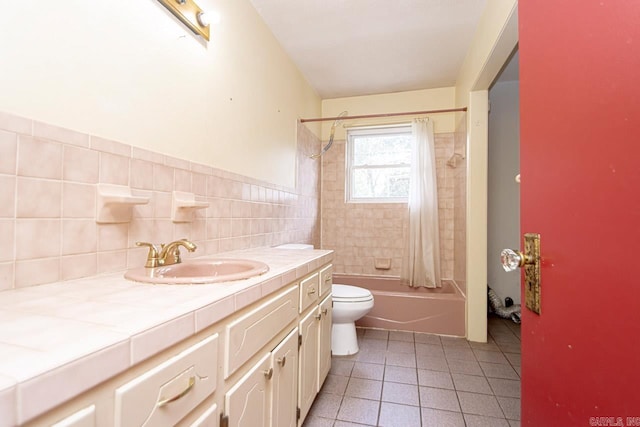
[136,239,197,268]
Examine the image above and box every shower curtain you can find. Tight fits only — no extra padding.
[401,118,442,288]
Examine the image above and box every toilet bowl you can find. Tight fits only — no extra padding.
[331,284,374,356]
[273,243,374,356]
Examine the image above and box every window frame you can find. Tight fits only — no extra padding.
[345,124,413,203]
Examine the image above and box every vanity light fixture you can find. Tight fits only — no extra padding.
[196,11,209,27]
[157,0,211,41]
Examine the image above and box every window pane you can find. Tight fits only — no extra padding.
[352,133,412,166]
[352,167,410,199]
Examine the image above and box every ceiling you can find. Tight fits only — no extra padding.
[249,0,488,99]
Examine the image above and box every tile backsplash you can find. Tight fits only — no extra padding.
[0,112,321,290]
[321,133,457,278]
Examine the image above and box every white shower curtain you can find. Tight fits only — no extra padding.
[401,118,442,288]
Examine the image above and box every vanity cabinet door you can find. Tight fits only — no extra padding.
[224,353,271,427]
[317,295,332,391]
[297,309,319,425]
[271,328,299,427]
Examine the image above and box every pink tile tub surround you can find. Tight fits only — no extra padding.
[321,133,458,279]
[0,111,321,290]
[453,118,467,294]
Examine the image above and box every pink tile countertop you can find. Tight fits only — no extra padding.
[0,247,333,426]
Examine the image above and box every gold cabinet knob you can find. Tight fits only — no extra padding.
[263,368,273,380]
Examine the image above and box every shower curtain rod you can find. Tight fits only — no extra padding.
[299,107,467,123]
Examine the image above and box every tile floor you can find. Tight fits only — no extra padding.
[303,316,521,427]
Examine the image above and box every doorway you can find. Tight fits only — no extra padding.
[487,49,521,312]
[486,48,522,414]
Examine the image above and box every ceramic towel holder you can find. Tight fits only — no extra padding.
[172,191,209,222]
[96,184,150,224]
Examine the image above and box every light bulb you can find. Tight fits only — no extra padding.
[196,12,210,27]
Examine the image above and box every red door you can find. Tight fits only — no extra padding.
[519,1,640,424]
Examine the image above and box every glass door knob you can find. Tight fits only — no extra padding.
[501,248,525,272]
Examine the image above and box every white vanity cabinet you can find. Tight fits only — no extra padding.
[188,403,219,427]
[296,268,333,426]
[223,353,272,427]
[221,327,298,427]
[114,334,219,427]
[318,294,333,391]
[51,405,96,427]
[24,261,334,427]
[319,264,333,299]
[297,307,319,424]
[224,285,299,379]
[271,329,299,427]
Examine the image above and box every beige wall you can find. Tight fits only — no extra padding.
[455,0,518,341]
[0,0,321,188]
[455,1,519,106]
[321,87,457,140]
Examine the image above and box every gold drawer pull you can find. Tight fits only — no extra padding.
[315,313,322,320]
[308,288,316,295]
[277,356,286,367]
[324,277,331,283]
[322,308,328,315]
[157,376,196,407]
[264,368,273,380]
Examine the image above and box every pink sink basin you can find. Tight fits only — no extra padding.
[124,259,270,284]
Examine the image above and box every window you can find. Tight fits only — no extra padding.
[346,125,413,203]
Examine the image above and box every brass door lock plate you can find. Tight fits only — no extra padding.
[523,233,541,314]
[501,233,542,314]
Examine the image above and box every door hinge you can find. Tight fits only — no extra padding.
[298,334,302,348]
[296,407,301,420]
[220,413,229,427]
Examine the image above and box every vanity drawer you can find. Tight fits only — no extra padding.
[114,334,218,427]
[319,264,333,299]
[225,285,299,378]
[52,405,95,427]
[299,273,319,313]
[188,402,219,427]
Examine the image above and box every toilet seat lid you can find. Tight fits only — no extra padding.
[332,284,373,302]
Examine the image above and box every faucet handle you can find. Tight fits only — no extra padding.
[136,242,160,268]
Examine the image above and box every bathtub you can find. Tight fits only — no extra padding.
[333,274,466,337]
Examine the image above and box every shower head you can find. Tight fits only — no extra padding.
[333,110,349,127]
[309,111,348,159]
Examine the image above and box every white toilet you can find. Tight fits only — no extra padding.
[331,284,374,356]
[274,243,375,356]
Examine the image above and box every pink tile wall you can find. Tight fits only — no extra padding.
[453,117,467,294]
[321,133,457,278]
[0,112,321,290]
